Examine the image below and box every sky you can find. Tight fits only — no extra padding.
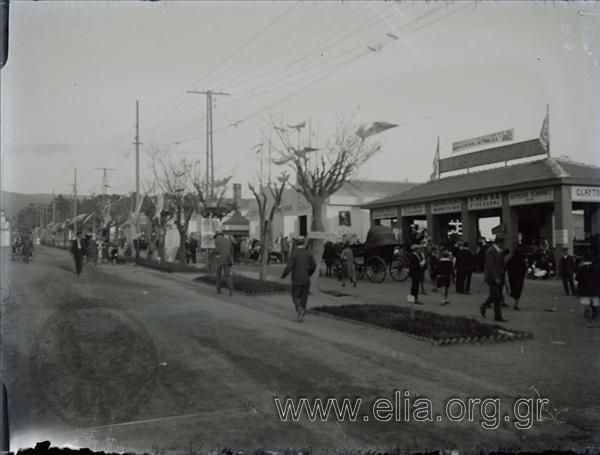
[2,0,600,198]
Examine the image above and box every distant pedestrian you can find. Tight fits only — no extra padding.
[428,245,440,292]
[88,236,99,266]
[281,237,316,322]
[71,232,85,275]
[214,231,234,295]
[506,247,527,311]
[340,242,356,287]
[110,243,118,264]
[323,241,336,278]
[417,243,428,295]
[436,250,453,305]
[455,242,474,294]
[281,236,290,263]
[480,234,507,322]
[559,247,577,296]
[575,255,600,327]
[407,244,423,304]
[189,236,199,264]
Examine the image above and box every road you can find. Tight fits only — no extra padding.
[1,247,598,452]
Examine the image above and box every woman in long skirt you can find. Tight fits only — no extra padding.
[340,242,356,287]
[506,247,528,310]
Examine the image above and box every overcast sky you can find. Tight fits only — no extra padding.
[2,0,599,197]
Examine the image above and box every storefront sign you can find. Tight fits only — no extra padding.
[509,188,554,206]
[452,129,514,153]
[372,207,399,220]
[431,199,462,215]
[467,193,502,211]
[571,186,600,202]
[401,204,426,217]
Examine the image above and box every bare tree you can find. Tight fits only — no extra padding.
[272,115,383,288]
[248,172,290,281]
[152,156,200,265]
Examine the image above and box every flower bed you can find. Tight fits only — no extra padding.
[138,259,206,273]
[311,304,532,345]
[194,274,291,295]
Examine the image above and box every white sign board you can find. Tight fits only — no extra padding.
[509,188,554,206]
[571,186,600,202]
[554,229,569,245]
[468,193,502,211]
[200,217,221,249]
[431,200,462,215]
[372,207,399,220]
[452,129,514,153]
[400,204,426,217]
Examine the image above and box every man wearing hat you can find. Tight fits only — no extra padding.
[281,237,316,322]
[480,234,507,322]
[214,230,234,295]
[407,243,424,304]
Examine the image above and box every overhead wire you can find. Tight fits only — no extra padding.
[144,3,371,146]
[146,2,398,146]
[169,2,469,147]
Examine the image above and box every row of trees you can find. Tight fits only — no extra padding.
[17,115,390,286]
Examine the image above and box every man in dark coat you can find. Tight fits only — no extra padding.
[189,236,199,264]
[455,242,474,294]
[480,234,507,322]
[281,238,316,322]
[214,231,234,295]
[408,244,424,304]
[71,231,85,276]
[558,247,577,295]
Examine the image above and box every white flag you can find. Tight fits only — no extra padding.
[430,136,440,181]
[539,109,549,152]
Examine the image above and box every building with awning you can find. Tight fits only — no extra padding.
[363,139,600,259]
[221,212,250,236]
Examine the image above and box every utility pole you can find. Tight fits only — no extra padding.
[133,100,143,235]
[73,168,78,235]
[186,90,230,204]
[94,167,116,198]
[52,189,56,224]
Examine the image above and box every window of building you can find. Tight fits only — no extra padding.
[338,211,351,226]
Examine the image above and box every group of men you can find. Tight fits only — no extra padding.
[406,240,475,305]
[211,231,316,322]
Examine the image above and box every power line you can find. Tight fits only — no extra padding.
[169,3,468,147]
[145,3,401,146]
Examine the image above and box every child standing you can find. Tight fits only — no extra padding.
[436,250,453,305]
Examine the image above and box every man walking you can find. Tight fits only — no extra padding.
[189,236,199,264]
[480,234,507,322]
[407,244,423,304]
[281,237,316,322]
[71,231,85,276]
[559,247,577,296]
[214,231,234,296]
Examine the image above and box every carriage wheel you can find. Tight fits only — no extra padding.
[389,255,410,282]
[366,256,387,283]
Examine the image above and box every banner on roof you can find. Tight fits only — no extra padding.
[452,129,514,154]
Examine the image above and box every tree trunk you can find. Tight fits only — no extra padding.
[309,200,325,291]
[259,220,270,281]
[177,227,187,265]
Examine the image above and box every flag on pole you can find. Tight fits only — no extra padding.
[539,105,550,154]
[430,136,440,181]
[356,121,398,140]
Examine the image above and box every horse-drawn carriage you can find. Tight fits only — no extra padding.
[338,225,410,283]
